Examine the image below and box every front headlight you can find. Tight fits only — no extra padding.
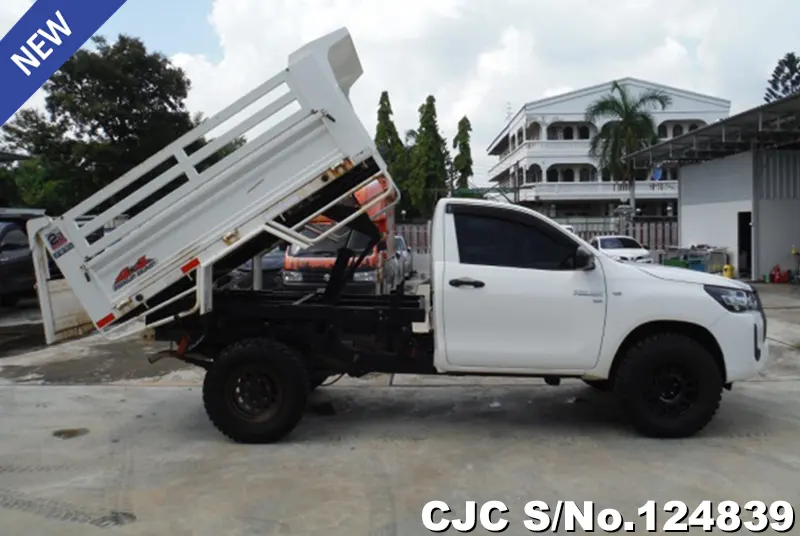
[282,270,302,283]
[704,285,759,312]
[353,270,377,282]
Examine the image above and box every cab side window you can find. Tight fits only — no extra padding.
[452,210,578,270]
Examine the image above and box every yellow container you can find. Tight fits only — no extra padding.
[722,264,735,279]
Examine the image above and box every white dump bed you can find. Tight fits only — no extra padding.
[27,27,399,344]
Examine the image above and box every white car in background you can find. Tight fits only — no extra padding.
[394,235,413,281]
[589,235,653,263]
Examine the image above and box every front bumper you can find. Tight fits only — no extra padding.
[710,309,771,383]
[282,281,378,295]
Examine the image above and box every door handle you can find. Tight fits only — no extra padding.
[449,277,485,288]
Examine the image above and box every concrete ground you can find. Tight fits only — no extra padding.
[0,283,799,534]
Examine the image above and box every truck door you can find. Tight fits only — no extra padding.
[440,203,606,371]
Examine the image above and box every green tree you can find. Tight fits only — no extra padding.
[408,96,448,217]
[373,91,419,218]
[451,116,473,190]
[585,81,672,212]
[1,34,241,214]
[374,91,406,174]
[764,52,800,103]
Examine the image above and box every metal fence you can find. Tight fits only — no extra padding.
[555,217,679,250]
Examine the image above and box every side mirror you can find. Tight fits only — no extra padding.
[575,246,595,271]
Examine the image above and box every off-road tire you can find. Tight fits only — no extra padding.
[202,338,309,444]
[582,379,613,391]
[614,333,723,438]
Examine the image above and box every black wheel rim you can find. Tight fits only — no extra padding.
[225,365,283,422]
[642,363,700,417]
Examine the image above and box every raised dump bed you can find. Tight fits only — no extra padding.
[26,27,399,344]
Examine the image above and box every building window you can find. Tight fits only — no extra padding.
[657,124,668,138]
[688,123,698,131]
[578,126,590,139]
[579,168,591,182]
[546,169,558,182]
[562,169,575,182]
[563,126,574,140]
[672,124,683,137]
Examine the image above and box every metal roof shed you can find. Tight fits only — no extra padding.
[625,93,800,280]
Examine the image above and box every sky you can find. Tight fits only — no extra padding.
[2,0,799,184]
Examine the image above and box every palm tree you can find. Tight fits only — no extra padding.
[585,81,672,213]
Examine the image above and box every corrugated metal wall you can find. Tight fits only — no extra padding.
[754,150,800,199]
[753,150,800,278]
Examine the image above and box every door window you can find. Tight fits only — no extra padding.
[453,211,578,270]
[1,228,27,250]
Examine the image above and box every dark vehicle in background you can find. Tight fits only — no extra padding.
[0,221,35,306]
[222,245,287,290]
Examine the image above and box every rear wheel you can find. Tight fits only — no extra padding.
[203,338,309,443]
[614,333,723,438]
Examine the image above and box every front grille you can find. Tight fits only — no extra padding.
[301,270,330,284]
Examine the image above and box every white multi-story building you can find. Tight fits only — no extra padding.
[486,78,730,218]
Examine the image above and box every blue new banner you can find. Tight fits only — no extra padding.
[0,0,128,126]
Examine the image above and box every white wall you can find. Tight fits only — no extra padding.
[679,152,754,274]
[754,150,800,278]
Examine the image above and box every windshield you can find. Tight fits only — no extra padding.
[394,236,406,251]
[599,237,643,249]
[288,225,373,257]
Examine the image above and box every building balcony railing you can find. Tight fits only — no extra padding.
[490,140,593,177]
[492,180,678,202]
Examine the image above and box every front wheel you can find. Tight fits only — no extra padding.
[202,338,309,443]
[614,333,723,438]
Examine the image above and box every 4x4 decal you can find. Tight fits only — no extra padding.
[113,256,156,292]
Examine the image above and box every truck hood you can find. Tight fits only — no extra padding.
[635,264,751,289]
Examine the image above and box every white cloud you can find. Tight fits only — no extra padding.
[174,0,800,184]
[5,0,800,184]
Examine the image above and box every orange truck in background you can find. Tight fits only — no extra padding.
[281,179,401,295]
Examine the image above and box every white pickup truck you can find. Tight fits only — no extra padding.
[25,28,769,444]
